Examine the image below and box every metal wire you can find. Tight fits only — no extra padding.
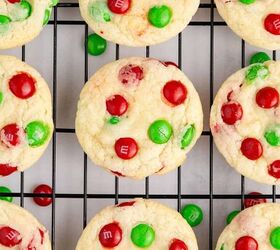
[0,2,277,250]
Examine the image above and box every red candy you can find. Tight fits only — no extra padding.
[0,164,17,177]
[33,184,53,207]
[244,192,267,208]
[39,229,44,244]
[9,72,36,99]
[107,0,131,14]
[256,87,279,109]
[241,138,263,160]
[0,124,23,147]
[268,160,280,179]
[99,222,122,248]
[7,0,20,3]
[235,236,258,250]
[106,95,128,116]
[110,170,125,177]
[221,102,243,125]
[117,201,135,207]
[163,80,187,106]
[264,14,280,35]
[169,239,188,250]
[114,137,138,160]
[0,227,22,247]
[163,61,179,68]
[118,64,144,86]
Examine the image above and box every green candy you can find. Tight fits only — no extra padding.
[220,244,225,250]
[51,0,59,7]
[250,52,271,65]
[270,227,280,249]
[88,1,112,23]
[12,0,32,21]
[264,125,280,146]
[0,15,11,34]
[109,116,120,125]
[181,124,195,149]
[226,210,240,225]
[181,204,203,227]
[0,92,4,105]
[0,186,13,203]
[245,64,269,84]
[25,121,50,147]
[148,119,173,144]
[0,15,11,25]
[239,0,255,4]
[43,8,51,25]
[131,224,155,248]
[148,5,172,28]
[87,33,107,56]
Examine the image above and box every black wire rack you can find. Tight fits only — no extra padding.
[0,1,279,250]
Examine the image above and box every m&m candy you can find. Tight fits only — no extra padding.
[264,125,280,146]
[114,137,138,159]
[9,72,36,99]
[0,186,13,202]
[181,124,195,149]
[268,160,280,179]
[148,5,172,28]
[0,124,23,147]
[148,120,173,144]
[244,192,266,208]
[25,121,50,147]
[118,64,144,87]
[163,80,187,106]
[106,95,128,116]
[107,0,131,14]
[270,227,280,249]
[87,33,107,56]
[33,184,52,207]
[131,223,155,248]
[0,226,22,247]
[241,138,263,160]
[235,236,258,250]
[181,204,203,227]
[226,210,240,225]
[256,87,279,109]
[221,102,243,125]
[264,14,280,35]
[99,222,122,248]
[245,64,269,84]
[169,239,188,250]
[0,164,17,177]
[250,52,271,65]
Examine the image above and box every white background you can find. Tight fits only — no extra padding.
[1,0,279,249]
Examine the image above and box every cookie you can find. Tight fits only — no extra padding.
[216,203,280,250]
[78,0,199,47]
[76,198,198,250]
[0,200,51,249]
[210,61,280,185]
[0,55,53,178]
[75,57,203,179]
[215,0,280,50]
[0,0,57,49]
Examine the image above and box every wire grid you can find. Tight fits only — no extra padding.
[0,1,278,250]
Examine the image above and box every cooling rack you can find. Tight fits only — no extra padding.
[0,1,279,249]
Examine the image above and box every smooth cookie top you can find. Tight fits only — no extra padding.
[215,0,280,50]
[78,0,199,47]
[210,61,280,185]
[0,0,57,49]
[216,203,280,250]
[0,55,53,178]
[75,57,203,179]
[0,200,51,249]
[76,198,198,250]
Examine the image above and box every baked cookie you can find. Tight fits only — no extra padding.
[78,0,199,47]
[75,57,203,179]
[216,203,280,250]
[76,198,198,250]
[210,61,280,185]
[0,200,51,249]
[0,0,58,49]
[215,0,280,50]
[0,55,53,178]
